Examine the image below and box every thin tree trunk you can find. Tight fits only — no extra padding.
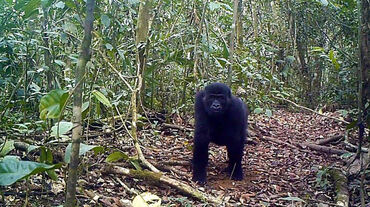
[228,0,238,86]
[42,6,53,91]
[136,0,153,103]
[65,0,95,206]
[250,0,258,39]
[236,0,243,46]
[358,0,369,205]
[133,0,159,173]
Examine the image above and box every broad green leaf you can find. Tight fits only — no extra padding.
[105,151,129,163]
[81,101,90,118]
[63,22,78,34]
[222,40,229,59]
[132,192,161,207]
[0,140,15,157]
[23,0,41,18]
[253,108,264,114]
[50,121,73,138]
[317,0,328,6]
[311,46,324,53]
[41,0,53,7]
[27,145,39,153]
[209,2,221,11]
[101,14,110,27]
[285,56,295,63]
[265,109,273,117]
[39,89,68,120]
[105,43,113,50]
[92,90,112,108]
[54,60,66,66]
[329,50,340,70]
[0,156,61,186]
[54,1,65,9]
[64,143,104,163]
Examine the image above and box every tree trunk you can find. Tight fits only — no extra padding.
[136,0,153,107]
[65,0,95,206]
[236,0,243,46]
[228,0,239,86]
[42,6,53,91]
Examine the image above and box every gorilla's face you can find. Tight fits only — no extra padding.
[202,83,231,116]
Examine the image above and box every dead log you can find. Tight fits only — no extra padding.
[260,136,349,155]
[162,123,193,132]
[301,143,348,155]
[260,136,299,149]
[328,168,349,207]
[103,165,222,205]
[316,135,343,145]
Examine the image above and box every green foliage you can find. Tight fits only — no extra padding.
[316,167,330,190]
[92,90,112,108]
[0,156,61,186]
[50,121,73,138]
[0,140,15,157]
[64,143,104,163]
[105,151,129,163]
[39,89,69,120]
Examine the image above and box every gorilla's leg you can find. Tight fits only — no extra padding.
[226,141,244,180]
[192,139,209,183]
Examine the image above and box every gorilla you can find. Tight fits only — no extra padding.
[192,83,248,184]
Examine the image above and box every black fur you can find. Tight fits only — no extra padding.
[192,83,248,184]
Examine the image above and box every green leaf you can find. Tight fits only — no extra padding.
[265,109,273,117]
[50,121,73,138]
[317,0,328,6]
[209,2,221,11]
[0,140,15,157]
[64,143,104,163]
[222,40,229,59]
[101,14,110,27]
[92,90,112,108]
[346,120,357,130]
[27,145,39,154]
[0,156,61,186]
[81,101,90,119]
[253,108,264,114]
[23,0,41,19]
[328,50,340,70]
[105,151,129,163]
[39,89,69,120]
[41,0,53,8]
[105,43,113,50]
[54,1,65,9]
[63,22,78,34]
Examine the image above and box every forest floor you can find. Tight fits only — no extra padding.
[5,109,354,206]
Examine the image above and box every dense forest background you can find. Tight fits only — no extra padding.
[0,0,368,206]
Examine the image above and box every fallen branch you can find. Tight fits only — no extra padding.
[301,143,348,155]
[260,136,349,155]
[316,135,343,145]
[329,168,349,207]
[103,165,222,205]
[273,96,349,124]
[162,123,193,132]
[260,136,299,149]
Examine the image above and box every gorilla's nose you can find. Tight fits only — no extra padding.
[211,103,221,110]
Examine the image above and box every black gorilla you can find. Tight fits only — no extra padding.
[192,83,248,184]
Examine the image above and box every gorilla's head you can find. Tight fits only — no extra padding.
[202,83,232,116]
